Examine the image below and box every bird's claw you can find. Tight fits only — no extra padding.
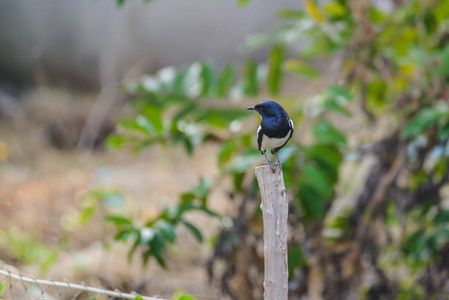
[262,161,277,173]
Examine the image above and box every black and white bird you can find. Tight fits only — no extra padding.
[247,100,294,172]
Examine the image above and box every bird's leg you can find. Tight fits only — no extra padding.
[263,150,276,173]
[273,151,282,174]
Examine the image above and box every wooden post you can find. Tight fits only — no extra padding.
[255,164,288,300]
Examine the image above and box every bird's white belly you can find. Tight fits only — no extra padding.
[261,130,291,150]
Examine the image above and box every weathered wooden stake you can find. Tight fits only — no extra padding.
[255,164,288,300]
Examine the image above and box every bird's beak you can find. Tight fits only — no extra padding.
[247,106,256,111]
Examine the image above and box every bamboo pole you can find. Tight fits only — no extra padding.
[255,164,289,300]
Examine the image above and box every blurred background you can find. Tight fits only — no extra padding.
[2,0,449,299]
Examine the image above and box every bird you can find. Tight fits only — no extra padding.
[247,100,294,173]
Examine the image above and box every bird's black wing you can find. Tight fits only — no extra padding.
[272,119,294,154]
[257,125,263,154]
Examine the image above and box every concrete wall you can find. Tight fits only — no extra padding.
[0,0,299,88]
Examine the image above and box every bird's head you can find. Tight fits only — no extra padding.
[247,100,285,118]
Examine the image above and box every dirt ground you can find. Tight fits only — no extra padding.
[0,87,231,299]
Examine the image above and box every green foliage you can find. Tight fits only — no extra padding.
[107,0,351,269]
[107,0,449,297]
[267,46,285,95]
[284,59,320,79]
[105,179,220,267]
[288,244,307,280]
[106,61,265,155]
[402,106,449,139]
[0,227,58,275]
[400,207,449,269]
[174,293,198,300]
[79,188,125,226]
[236,0,251,8]
[311,121,346,146]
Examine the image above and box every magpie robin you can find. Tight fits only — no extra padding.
[247,100,294,172]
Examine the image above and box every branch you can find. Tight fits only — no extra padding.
[255,164,288,300]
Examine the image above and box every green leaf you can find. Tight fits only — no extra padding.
[171,67,188,95]
[438,121,449,140]
[192,178,211,200]
[228,151,261,174]
[236,0,251,7]
[79,204,96,226]
[218,140,237,167]
[117,0,126,6]
[242,58,259,96]
[216,64,236,97]
[311,121,347,146]
[267,46,285,96]
[176,294,198,300]
[114,230,135,241]
[133,296,144,300]
[423,9,437,34]
[288,245,307,281]
[127,240,139,262]
[366,76,387,108]
[324,1,347,18]
[104,215,134,226]
[40,250,58,275]
[105,134,131,150]
[402,108,445,138]
[300,164,332,198]
[284,59,320,78]
[323,98,351,117]
[177,204,221,218]
[200,61,215,96]
[434,210,449,224]
[277,9,306,19]
[183,136,194,156]
[173,104,198,122]
[369,6,386,23]
[298,183,324,220]
[326,85,352,101]
[181,220,203,243]
[142,248,153,266]
[436,226,449,241]
[119,119,147,134]
[181,192,196,204]
[402,230,426,256]
[232,172,245,192]
[142,105,164,133]
[304,145,341,183]
[151,230,166,265]
[301,40,332,59]
[0,282,3,293]
[158,221,176,243]
[136,115,158,136]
